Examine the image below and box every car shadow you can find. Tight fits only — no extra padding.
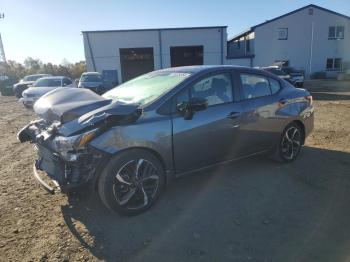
[61,146,350,262]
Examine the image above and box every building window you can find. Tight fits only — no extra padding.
[328,26,344,39]
[246,39,250,52]
[278,28,288,40]
[326,58,342,71]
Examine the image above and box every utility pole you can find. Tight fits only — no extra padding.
[0,13,6,64]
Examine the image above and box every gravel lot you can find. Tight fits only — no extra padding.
[0,80,349,262]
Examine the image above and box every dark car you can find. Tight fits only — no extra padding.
[261,66,296,86]
[78,72,105,94]
[18,66,314,215]
[13,74,52,98]
[281,67,305,87]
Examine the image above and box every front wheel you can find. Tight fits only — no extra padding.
[98,149,165,215]
[272,123,303,163]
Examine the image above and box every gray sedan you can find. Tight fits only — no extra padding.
[18,66,314,215]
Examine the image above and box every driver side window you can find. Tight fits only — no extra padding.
[191,73,233,106]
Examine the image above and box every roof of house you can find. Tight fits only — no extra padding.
[82,26,227,34]
[228,4,350,42]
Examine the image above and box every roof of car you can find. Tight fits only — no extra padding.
[82,72,101,75]
[37,76,67,80]
[26,74,51,77]
[158,65,251,74]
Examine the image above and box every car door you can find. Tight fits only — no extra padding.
[237,71,283,155]
[172,71,243,174]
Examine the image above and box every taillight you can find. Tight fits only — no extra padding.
[305,95,313,106]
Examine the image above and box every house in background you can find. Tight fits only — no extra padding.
[227,4,350,78]
[83,4,350,82]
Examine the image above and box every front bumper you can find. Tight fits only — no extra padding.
[20,97,39,107]
[32,144,103,194]
[17,120,105,194]
[33,162,58,194]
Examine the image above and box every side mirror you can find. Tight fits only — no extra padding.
[188,97,208,111]
[177,97,208,120]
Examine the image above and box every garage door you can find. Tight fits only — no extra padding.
[120,48,155,82]
[170,46,203,67]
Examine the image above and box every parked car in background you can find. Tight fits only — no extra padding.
[260,66,296,86]
[21,76,76,107]
[13,74,52,98]
[18,66,314,215]
[281,67,305,87]
[78,72,105,94]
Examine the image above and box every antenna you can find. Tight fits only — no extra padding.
[0,13,6,64]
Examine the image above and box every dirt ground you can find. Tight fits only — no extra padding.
[0,80,350,262]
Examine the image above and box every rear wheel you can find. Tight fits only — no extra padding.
[272,122,303,163]
[98,149,165,215]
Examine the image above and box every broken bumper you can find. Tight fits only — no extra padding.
[33,162,57,194]
[32,144,104,194]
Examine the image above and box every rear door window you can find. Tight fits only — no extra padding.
[240,74,271,99]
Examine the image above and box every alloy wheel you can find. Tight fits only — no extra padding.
[281,126,301,160]
[112,159,160,210]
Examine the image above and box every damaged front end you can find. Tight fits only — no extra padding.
[17,88,141,194]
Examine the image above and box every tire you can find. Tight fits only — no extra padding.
[15,92,21,98]
[98,149,165,216]
[271,122,303,163]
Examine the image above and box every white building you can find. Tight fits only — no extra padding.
[227,4,350,77]
[82,26,227,83]
[82,4,350,82]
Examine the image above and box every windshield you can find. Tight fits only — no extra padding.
[23,75,47,81]
[80,74,102,82]
[33,78,62,87]
[103,71,192,105]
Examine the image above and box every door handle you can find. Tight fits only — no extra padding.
[278,98,288,105]
[226,112,240,119]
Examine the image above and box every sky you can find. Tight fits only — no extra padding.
[1,0,349,64]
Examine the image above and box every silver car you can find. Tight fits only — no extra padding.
[18,66,314,215]
[21,76,76,107]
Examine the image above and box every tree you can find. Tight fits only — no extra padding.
[23,57,42,74]
[2,58,86,82]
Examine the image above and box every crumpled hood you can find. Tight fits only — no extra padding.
[33,87,141,136]
[24,86,59,96]
[33,87,110,123]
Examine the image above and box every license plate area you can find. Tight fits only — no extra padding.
[36,145,65,183]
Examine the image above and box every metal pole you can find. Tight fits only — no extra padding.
[0,34,6,63]
[0,13,6,63]
[309,21,314,77]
